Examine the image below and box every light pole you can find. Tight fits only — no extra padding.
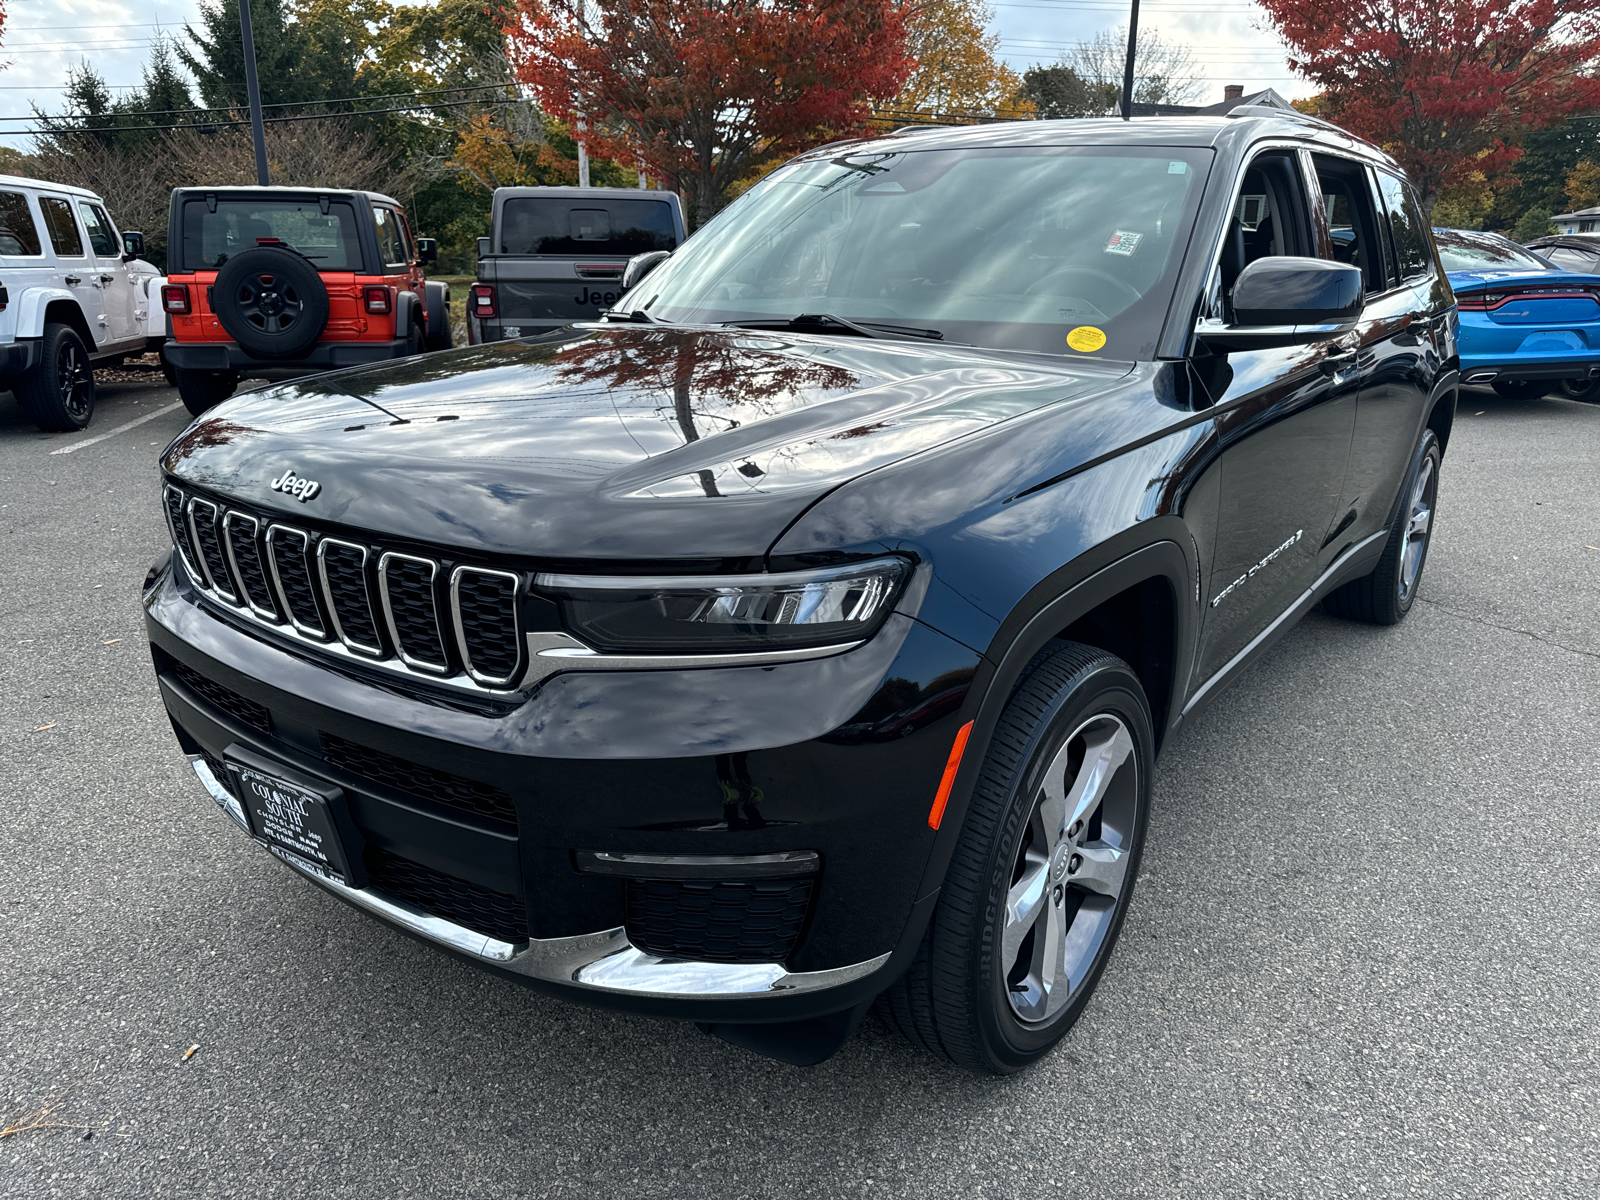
[238,0,270,184]
[1120,0,1140,121]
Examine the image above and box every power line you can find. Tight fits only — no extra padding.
[7,83,519,123]
[9,95,530,136]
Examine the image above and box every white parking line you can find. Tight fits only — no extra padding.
[48,401,185,455]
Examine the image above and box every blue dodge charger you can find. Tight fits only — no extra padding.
[1434,227,1600,402]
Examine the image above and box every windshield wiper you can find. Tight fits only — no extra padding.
[725,313,943,341]
[601,308,659,324]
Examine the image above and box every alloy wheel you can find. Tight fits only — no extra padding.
[1002,713,1138,1024]
[57,340,91,421]
[1398,453,1435,602]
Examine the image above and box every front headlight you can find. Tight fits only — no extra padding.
[534,557,910,654]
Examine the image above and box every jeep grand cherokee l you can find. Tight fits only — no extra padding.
[145,111,1458,1073]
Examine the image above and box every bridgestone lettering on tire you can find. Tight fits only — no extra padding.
[875,641,1153,1074]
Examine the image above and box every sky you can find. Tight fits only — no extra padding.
[0,0,1314,150]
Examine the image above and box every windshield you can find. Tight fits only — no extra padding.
[500,198,677,255]
[1433,229,1553,274]
[617,145,1212,357]
[180,198,362,271]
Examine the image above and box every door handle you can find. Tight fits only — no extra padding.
[99,273,116,284]
[1319,335,1362,376]
[63,274,81,285]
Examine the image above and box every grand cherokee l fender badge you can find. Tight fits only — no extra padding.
[1210,529,1303,608]
[269,468,321,502]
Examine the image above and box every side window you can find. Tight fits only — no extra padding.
[1312,155,1387,295]
[78,202,118,257]
[1376,172,1432,283]
[394,210,416,264]
[39,197,84,258]
[372,206,406,268]
[0,191,43,255]
[1219,150,1315,295]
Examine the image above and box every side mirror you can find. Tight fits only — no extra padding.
[477,236,492,259]
[416,237,438,265]
[1199,257,1363,351]
[622,250,671,291]
[122,230,145,260]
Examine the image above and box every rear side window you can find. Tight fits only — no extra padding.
[499,198,677,255]
[180,199,362,271]
[0,191,42,255]
[39,197,84,257]
[373,206,407,268]
[1376,172,1432,282]
[78,202,118,257]
[1313,155,1387,294]
[1541,246,1600,273]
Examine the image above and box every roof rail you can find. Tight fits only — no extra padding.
[1225,103,1344,135]
[888,123,957,135]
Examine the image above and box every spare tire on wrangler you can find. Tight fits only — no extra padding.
[212,245,329,359]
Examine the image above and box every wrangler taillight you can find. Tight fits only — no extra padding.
[470,284,497,319]
[363,285,392,315]
[161,284,191,314]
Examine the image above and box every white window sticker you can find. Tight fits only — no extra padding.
[1105,230,1143,257]
[1168,161,1188,174]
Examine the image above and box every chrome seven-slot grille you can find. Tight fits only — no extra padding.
[163,482,525,690]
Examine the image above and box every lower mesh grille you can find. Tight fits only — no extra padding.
[363,845,527,944]
[625,878,814,964]
[320,733,516,825]
[202,750,229,782]
[171,661,272,733]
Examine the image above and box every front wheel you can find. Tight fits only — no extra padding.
[17,322,96,432]
[875,642,1153,1074]
[175,367,240,417]
[1324,427,1440,625]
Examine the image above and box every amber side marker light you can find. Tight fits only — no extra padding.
[927,719,975,830]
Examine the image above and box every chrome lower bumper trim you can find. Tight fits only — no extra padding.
[188,757,888,1000]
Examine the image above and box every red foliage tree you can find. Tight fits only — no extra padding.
[505,0,916,223]
[1258,0,1600,212]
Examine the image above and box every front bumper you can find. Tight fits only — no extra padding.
[164,337,412,375]
[146,555,977,1021]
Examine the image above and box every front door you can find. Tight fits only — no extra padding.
[37,195,104,350]
[78,200,141,349]
[1193,148,1361,682]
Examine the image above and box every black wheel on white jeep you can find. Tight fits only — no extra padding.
[18,322,96,432]
[175,368,240,417]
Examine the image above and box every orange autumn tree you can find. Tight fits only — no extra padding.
[505,0,917,224]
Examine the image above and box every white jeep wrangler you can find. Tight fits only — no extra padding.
[0,174,163,431]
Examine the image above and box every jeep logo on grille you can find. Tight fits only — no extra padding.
[269,469,321,502]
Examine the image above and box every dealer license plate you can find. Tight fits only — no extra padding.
[229,764,351,884]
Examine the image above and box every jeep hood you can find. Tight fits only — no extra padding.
[163,326,1129,560]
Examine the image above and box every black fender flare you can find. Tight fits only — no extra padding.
[395,290,420,335]
[909,523,1198,908]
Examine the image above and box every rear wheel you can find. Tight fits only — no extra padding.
[1491,379,1550,401]
[875,642,1153,1074]
[1557,377,1599,404]
[18,322,95,432]
[175,367,240,417]
[1324,427,1440,625]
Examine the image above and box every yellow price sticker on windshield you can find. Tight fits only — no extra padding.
[1067,326,1107,353]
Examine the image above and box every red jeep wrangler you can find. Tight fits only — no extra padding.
[161,187,452,415]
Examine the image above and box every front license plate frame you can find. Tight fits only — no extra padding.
[225,753,353,885]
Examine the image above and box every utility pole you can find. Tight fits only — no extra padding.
[576,117,591,188]
[238,0,270,184]
[1120,0,1140,121]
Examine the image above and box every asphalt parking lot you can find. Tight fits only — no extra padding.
[1,378,1597,1199]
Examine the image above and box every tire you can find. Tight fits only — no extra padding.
[403,318,424,358]
[423,281,453,352]
[160,348,177,387]
[875,642,1153,1074]
[1557,377,1599,404]
[175,367,240,417]
[1491,379,1549,401]
[17,322,96,432]
[1323,427,1441,625]
[212,245,329,359]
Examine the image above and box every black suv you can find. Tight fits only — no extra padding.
[145,111,1457,1074]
